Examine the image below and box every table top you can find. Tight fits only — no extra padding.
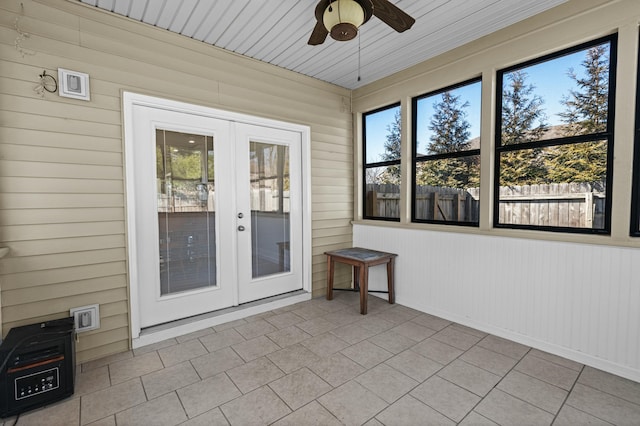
[324,247,397,262]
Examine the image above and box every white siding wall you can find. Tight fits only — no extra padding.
[0,0,353,362]
[355,224,640,381]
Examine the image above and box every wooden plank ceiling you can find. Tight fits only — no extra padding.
[78,0,567,89]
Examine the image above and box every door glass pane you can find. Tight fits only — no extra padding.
[156,129,216,295]
[249,142,290,278]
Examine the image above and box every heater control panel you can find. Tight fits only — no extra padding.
[15,367,60,400]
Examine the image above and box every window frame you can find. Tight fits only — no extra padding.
[411,77,482,226]
[493,34,618,235]
[362,102,402,222]
[631,33,640,237]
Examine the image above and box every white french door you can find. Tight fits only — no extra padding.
[235,124,303,303]
[128,100,303,329]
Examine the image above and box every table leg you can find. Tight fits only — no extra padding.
[326,256,335,300]
[353,265,360,291]
[387,257,395,305]
[360,265,368,314]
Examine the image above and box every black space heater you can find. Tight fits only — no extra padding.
[0,317,75,418]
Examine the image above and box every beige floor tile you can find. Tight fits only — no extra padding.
[458,411,499,425]
[515,353,580,390]
[75,365,111,397]
[180,407,229,426]
[449,323,488,338]
[234,319,278,339]
[411,337,464,365]
[141,361,201,399]
[411,376,481,422]
[376,395,455,426]
[176,373,241,418]
[267,325,311,348]
[367,330,416,354]
[267,344,322,374]
[272,401,342,426]
[269,367,332,410]
[363,418,385,426]
[330,323,378,344]
[498,370,568,414]
[342,340,394,369]
[355,363,419,403]
[158,339,208,367]
[291,304,329,320]
[373,305,422,324]
[553,405,611,425]
[411,313,452,331]
[265,311,305,329]
[318,380,388,426]
[82,351,133,372]
[190,347,245,379]
[529,349,583,371]
[391,320,438,342]
[296,317,339,336]
[385,349,443,382]
[17,395,80,426]
[85,415,116,426]
[323,308,366,326]
[115,392,187,426]
[109,351,164,385]
[460,345,518,377]
[226,356,284,393]
[308,352,366,387]
[300,332,350,356]
[221,386,291,425]
[357,315,396,334]
[565,383,640,425]
[212,318,248,331]
[199,329,246,352]
[437,359,501,397]
[475,389,554,426]
[578,366,640,405]
[80,378,147,425]
[476,334,530,360]
[176,327,215,343]
[231,335,280,361]
[432,326,483,351]
[132,338,177,356]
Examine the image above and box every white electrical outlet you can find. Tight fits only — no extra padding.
[70,304,100,332]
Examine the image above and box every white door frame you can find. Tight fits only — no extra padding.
[123,92,312,340]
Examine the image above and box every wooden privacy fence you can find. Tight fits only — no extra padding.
[366,182,605,228]
[498,182,605,229]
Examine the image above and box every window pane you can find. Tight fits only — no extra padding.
[415,155,480,223]
[364,104,401,164]
[501,42,611,146]
[415,81,481,157]
[365,165,400,219]
[497,141,607,229]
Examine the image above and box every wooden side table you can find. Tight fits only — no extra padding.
[324,247,397,314]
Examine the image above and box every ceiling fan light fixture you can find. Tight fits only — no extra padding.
[323,0,365,41]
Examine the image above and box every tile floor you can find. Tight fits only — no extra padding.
[3,292,640,426]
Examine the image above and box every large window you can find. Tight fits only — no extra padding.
[632,35,640,237]
[495,35,617,233]
[363,103,401,220]
[412,79,482,225]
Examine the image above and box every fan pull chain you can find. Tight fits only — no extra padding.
[357,30,361,82]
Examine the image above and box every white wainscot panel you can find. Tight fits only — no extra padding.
[354,224,640,382]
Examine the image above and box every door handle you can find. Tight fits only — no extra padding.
[237,225,245,231]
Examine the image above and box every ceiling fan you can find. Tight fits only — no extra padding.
[308,0,415,45]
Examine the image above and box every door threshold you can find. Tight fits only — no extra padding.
[132,290,311,349]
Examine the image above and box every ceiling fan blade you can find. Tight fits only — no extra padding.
[371,0,415,33]
[308,20,329,45]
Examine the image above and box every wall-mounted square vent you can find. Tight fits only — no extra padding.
[70,304,100,332]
